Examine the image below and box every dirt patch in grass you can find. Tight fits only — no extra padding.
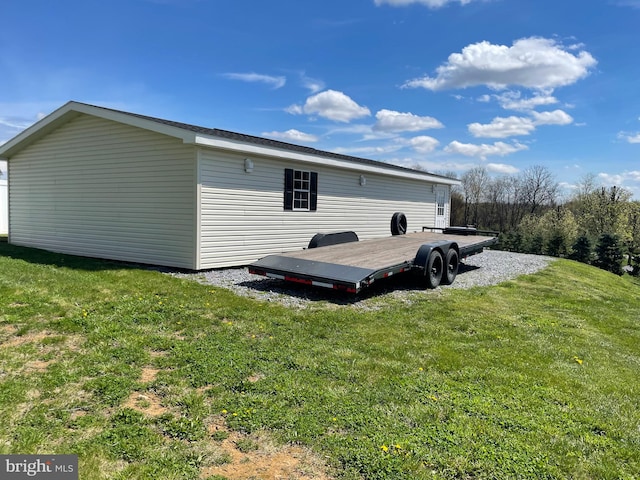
[122,367,168,416]
[25,359,54,372]
[69,410,87,421]
[247,373,265,383]
[1,330,50,348]
[140,367,160,383]
[201,421,333,480]
[123,391,168,417]
[0,330,82,352]
[149,350,168,358]
[0,324,18,332]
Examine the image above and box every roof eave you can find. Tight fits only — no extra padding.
[0,101,460,186]
[194,134,460,185]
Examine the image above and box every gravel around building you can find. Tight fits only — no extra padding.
[167,250,555,310]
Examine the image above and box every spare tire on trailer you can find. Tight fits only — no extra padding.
[391,212,407,236]
[441,248,459,285]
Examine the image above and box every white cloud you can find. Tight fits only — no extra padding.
[409,135,440,153]
[469,109,573,138]
[599,171,640,185]
[388,157,478,172]
[333,144,405,156]
[326,124,375,136]
[492,91,559,111]
[288,90,371,123]
[618,131,640,143]
[300,73,325,94]
[0,112,46,146]
[332,134,440,157]
[374,0,475,8]
[444,140,528,160]
[486,163,520,174]
[559,181,578,192]
[598,173,625,185]
[222,72,286,89]
[469,116,536,138]
[285,104,304,115]
[531,109,573,126]
[403,37,597,91]
[597,171,640,198]
[262,129,319,143]
[373,109,443,132]
[614,0,640,8]
[0,117,33,130]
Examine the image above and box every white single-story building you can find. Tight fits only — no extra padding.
[0,101,459,269]
[0,161,7,235]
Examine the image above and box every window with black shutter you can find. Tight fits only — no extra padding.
[284,168,317,211]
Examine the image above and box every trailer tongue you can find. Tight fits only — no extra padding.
[249,229,498,294]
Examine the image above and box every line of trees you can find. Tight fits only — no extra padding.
[443,167,640,276]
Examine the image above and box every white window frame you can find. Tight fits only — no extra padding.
[293,169,311,211]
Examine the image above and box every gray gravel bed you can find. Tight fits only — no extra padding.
[168,250,554,310]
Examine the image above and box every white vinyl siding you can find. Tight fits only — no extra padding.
[198,149,443,268]
[0,177,7,235]
[8,114,197,268]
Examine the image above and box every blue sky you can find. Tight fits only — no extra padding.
[1,0,639,198]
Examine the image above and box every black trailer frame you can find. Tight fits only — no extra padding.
[249,229,498,294]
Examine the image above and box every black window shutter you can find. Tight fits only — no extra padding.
[284,168,294,210]
[310,171,318,211]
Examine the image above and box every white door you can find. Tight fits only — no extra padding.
[435,186,448,230]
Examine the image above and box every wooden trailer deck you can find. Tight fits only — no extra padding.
[249,231,498,293]
[275,232,496,269]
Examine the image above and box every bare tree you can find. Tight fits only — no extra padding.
[461,166,489,226]
[504,175,526,229]
[485,176,514,232]
[574,173,599,198]
[519,165,559,215]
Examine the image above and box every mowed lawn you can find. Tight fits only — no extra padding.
[1,239,639,479]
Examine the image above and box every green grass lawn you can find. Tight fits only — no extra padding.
[1,241,639,479]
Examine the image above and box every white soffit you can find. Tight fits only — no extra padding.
[194,135,459,185]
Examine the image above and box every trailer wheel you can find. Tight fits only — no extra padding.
[441,249,459,285]
[391,212,407,236]
[425,250,444,288]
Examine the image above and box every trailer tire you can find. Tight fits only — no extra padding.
[391,212,407,236]
[425,250,444,288]
[441,249,459,285]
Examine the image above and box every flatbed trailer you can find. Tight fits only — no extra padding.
[249,229,498,294]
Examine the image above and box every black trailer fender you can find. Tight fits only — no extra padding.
[308,231,359,249]
[414,241,459,288]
